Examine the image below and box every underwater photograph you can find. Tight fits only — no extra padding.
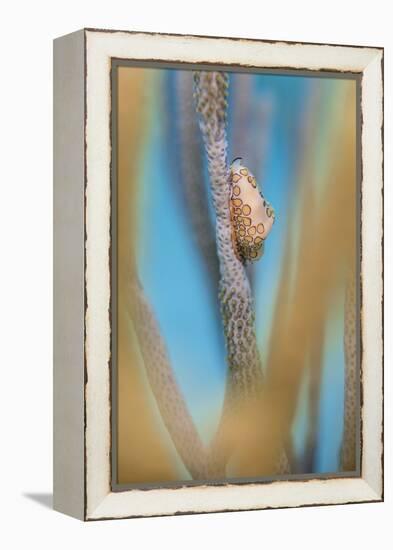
[112,65,359,487]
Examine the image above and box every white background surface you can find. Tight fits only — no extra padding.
[0,1,391,548]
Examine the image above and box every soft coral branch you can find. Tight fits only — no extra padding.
[193,72,286,472]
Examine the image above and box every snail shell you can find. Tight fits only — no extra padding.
[229,158,275,262]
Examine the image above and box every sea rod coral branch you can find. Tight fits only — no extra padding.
[175,71,221,294]
[341,274,357,471]
[126,276,215,479]
[193,71,269,469]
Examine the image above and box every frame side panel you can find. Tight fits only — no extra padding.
[53,29,85,520]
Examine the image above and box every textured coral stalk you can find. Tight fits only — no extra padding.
[193,71,267,466]
[127,277,219,479]
[175,71,220,292]
[341,275,357,471]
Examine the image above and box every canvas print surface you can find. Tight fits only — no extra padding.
[112,65,359,487]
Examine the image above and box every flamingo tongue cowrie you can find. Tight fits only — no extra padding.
[229,157,275,262]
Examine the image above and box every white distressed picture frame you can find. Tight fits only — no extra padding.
[53,28,383,521]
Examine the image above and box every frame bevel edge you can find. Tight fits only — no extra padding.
[84,26,384,53]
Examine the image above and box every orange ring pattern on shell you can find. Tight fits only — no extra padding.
[230,164,273,262]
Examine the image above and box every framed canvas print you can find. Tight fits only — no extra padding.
[53,28,383,520]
